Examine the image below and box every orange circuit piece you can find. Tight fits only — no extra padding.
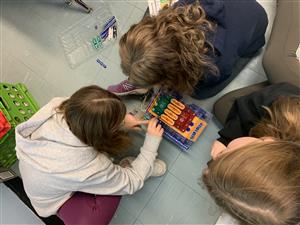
[167,103,181,115]
[164,108,178,121]
[160,114,175,126]
[170,99,185,110]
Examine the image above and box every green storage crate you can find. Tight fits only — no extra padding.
[0,102,16,168]
[0,83,39,168]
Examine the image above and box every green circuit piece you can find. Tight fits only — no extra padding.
[152,95,171,116]
[92,36,103,49]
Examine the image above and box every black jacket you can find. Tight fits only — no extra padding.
[217,83,300,146]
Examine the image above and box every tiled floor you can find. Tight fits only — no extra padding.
[0,0,276,224]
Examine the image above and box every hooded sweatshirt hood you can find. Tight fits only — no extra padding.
[15,97,98,173]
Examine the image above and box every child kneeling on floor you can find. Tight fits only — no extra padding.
[15,85,166,225]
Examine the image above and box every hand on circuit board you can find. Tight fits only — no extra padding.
[147,118,164,137]
[123,113,148,131]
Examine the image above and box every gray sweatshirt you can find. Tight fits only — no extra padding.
[15,97,162,217]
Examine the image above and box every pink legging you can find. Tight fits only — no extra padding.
[57,192,121,225]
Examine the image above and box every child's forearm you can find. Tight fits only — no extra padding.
[131,134,162,178]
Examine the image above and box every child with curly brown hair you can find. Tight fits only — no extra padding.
[108,0,268,99]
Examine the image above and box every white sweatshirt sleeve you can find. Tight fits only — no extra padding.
[75,133,162,195]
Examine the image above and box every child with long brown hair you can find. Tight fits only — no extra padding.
[15,85,165,225]
[108,0,268,99]
[202,83,300,225]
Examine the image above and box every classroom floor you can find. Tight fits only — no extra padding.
[0,0,276,224]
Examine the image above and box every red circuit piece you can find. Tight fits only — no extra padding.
[174,107,195,132]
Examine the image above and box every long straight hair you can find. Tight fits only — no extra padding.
[203,96,300,224]
[58,85,131,156]
[203,141,300,225]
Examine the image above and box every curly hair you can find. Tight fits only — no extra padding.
[250,96,300,143]
[58,85,131,156]
[119,3,218,93]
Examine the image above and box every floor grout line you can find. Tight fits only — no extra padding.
[246,66,267,79]
[168,169,211,202]
[133,173,169,223]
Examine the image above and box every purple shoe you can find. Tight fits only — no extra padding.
[107,79,149,96]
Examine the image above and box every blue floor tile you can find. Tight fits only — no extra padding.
[0,184,44,225]
[126,0,148,11]
[169,121,220,200]
[110,205,137,225]
[119,176,164,219]
[138,173,220,224]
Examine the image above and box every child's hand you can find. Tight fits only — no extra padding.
[147,118,164,137]
[123,114,148,131]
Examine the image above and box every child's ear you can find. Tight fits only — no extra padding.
[211,140,226,160]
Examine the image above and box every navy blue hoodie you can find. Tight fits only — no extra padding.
[177,0,268,96]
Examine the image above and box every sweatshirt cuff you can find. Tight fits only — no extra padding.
[142,134,162,153]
